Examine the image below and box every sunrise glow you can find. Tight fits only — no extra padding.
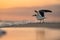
[0,0,60,8]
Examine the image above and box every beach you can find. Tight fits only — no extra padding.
[0,27,60,40]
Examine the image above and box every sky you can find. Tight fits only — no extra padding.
[0,0,60,8]
[0,0,60,22]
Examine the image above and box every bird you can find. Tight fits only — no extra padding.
[33,9,52,23]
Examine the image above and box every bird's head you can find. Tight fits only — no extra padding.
[34,10,38,13]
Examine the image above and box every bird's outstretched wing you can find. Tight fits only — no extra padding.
[39,10,52,12]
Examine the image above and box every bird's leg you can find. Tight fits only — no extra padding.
[43,20,44,23]
[43,19,45,23]
[40,20,42,23]
[39,20,41,23]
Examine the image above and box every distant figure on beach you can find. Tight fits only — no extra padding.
[33,9,52,23]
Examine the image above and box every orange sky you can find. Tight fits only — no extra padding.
[0,0,60,8]
[0,0,60,22]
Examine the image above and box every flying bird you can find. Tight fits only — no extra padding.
[33,9,52,23]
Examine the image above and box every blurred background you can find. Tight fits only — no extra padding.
[0,0,60,22]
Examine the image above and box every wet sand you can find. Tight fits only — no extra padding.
[0,27,60,40]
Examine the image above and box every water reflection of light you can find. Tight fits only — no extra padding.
[0,28,60,40]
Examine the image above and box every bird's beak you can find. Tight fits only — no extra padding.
[33,14,37,16]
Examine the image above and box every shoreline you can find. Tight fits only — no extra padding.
[0,22,60,29]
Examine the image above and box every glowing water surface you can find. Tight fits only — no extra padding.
[0,27,60,40]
